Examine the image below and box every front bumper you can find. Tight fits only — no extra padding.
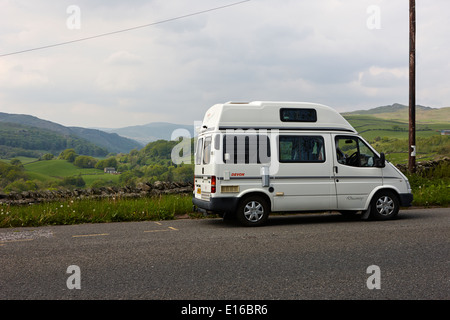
[399,193,413,207]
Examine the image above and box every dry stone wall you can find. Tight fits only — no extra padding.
[395,158,449,175]
[0,181,194,206]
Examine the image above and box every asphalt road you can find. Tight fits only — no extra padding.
[0,208,448,300]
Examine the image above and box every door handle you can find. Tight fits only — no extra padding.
[334,166,338,174]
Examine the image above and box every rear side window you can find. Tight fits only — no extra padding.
[279,136,325,162]
[280,108,317,122]
[223,134,271,164]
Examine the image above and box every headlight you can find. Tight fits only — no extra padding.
[405,178,411,191]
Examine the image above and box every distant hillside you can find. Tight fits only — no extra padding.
[0,112,142,154]
[0,122,108,158]
[343,103,433,115]
[102,122,195,145]
[342,103,449,142]
[342,103,450,124]
[68,127,142,154]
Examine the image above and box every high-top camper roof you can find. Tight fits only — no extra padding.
[200,101,356,133]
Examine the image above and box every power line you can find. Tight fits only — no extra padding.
[0,0,250,58]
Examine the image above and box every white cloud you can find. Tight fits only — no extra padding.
[0,0,448,128]
[0,64,49,88]
[105,51,144,65]
[359,66,408,88]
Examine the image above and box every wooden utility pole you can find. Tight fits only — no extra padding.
[409,0,416,173]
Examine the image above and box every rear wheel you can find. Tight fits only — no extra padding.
[370,190,399,220]
[236,196,269,227]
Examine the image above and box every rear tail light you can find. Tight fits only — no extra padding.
[211,175,216,193]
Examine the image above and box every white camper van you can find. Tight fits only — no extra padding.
[192,101,413,226]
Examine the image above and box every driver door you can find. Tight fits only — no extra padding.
[333,135,383,210]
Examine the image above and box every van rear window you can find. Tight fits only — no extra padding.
[203,137,212,164]
[280,108,317,122]
[195,138,203,165]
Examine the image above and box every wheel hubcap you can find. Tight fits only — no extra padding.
[244,201,264,222]
[376,196,395,215]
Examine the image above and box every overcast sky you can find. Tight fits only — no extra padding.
[0,0,448,128]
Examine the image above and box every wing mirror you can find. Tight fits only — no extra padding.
[375,152,386,168]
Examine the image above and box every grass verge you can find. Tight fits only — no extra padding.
[406,176,450,207]
[0,194,195,228]
[405,159,450,207]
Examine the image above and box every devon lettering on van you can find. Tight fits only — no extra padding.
[192,101,413,227]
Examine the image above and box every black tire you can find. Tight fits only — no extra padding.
[369,190,399,220]
[222,211,236,221]
[236,195,270,227]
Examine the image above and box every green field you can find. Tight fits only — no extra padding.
[22,159,120,187]
[345,115,448,141]
[382,152,436,164]
[25,159,99,176]
[357,106,450,124]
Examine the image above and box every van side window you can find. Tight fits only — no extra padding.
[223,134,271,164]
[280,108,317,122]
[335,136,377,167]
[203,137,212,164]
[195,138,203,165]
[279,136,325,162]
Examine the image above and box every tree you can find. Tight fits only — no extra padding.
[119,171,136,187]
[0,161,26,189]
[10,159,23,168]
[95,157,118,170]
[4,179,38,193]
[173,165,194,183]
[60,175,86,188]
[41,153,54,160]
[74,155,98,168]
[59,149,78,162]
[160,166,174,182]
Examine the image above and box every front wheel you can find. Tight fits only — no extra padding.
[236,196,270,227]
[370,191,399,220]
